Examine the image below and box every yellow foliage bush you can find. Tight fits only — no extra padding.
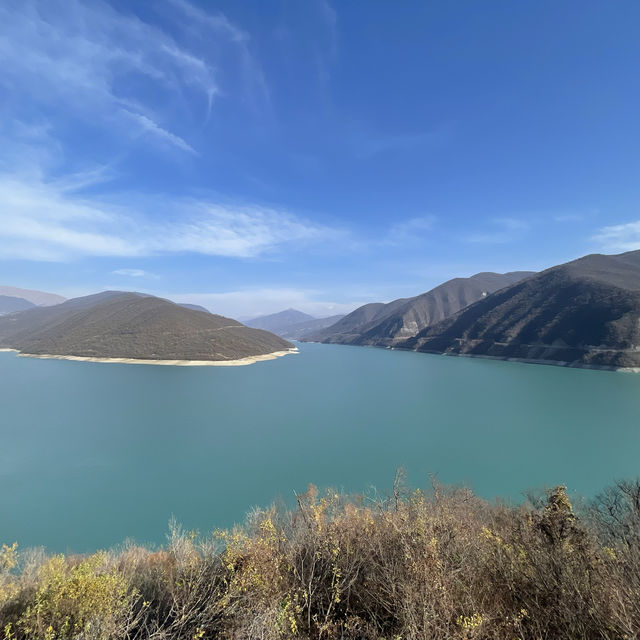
[18,552,135,640]
[2,480,640,639]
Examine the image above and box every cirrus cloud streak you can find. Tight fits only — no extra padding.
[0,172,339,262]
[592,220,640,252]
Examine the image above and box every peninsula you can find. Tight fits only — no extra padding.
[0,291,295,365]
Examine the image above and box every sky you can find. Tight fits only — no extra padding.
[1,0,639,318]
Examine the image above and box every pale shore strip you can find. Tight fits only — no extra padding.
[381,345,640,373]
[435,350,640,373]
[0,347,299,367]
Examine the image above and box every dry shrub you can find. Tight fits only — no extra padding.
[6,551,137,640]
[2,480,640,639]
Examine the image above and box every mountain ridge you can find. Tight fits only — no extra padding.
[279,314,346,340]
[245,309,346,339]
[245,309,315,333]
[0,295,36,315]
[0,292,294,364]
[402,251,640,370]
[305,271,534,346]
[0,286,66,307]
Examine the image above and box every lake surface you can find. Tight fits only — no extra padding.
[2,343,640,552]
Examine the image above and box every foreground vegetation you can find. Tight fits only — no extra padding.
[3,479,640,639]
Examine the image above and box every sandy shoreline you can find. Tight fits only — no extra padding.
[0,347,299,367]
[4,343,636,372]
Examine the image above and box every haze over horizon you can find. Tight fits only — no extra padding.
[1,0,639,317]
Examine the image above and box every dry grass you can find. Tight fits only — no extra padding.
[2,479,640,639]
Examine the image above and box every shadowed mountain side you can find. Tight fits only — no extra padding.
[403,251,640,369]
[302,303,390,343]
[279,314,345,340]
[0,292,293,362]
[0,295,35,315]
[305,272,534,346]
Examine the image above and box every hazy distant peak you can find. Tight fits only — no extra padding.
[0,286,66,307]
[245,309,315,333]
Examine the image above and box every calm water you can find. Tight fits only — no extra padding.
[1,343,639,552]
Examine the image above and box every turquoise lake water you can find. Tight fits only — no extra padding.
[1,342,640,552]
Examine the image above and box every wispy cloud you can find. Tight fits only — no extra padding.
[494,217,530,231]
[351,124,452,158]
[592,220,640,252]
[123,112,197,154]
[554,214,584,223]
[465,217,530,244]
[318,0,338,60]
[167,0,249,44]
[0,0,261,154]
[164,0,270,117]
[112,268,151,278]
[0,171,340,262]
[387,216,436,244]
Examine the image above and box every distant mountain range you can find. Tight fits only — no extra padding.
[0,285,66,307]
[0,291,293,363]
[306,271,534,346]
[246,309,314,332]
[5,249,640,370]
[298,250,640,371]
[245,309,346,340]
[404,250,640,370]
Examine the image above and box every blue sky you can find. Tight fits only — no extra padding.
[1,0,639,318]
